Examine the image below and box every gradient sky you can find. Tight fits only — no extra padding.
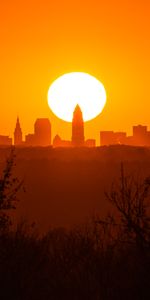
[0,0,150,145]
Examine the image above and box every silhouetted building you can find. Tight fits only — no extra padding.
[24,118,51,147]
[100,131,127,146]
[25,134,36,146]
[125,136,134,145]
[53,135,72,148]
[34,118,51,146]
[100,125,150,147]
[133,125,148,146]
[14,117,22,146]
[100,131,115,146]
[0,135,12,146]
[53,135,61,147]
[145,132,150,146]
[114,132,127,144]
[85,139,96,147]
[72,105,84,147]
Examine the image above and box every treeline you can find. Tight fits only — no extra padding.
[0,152,150,300]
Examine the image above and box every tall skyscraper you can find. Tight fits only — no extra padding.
[72,105,84,147]
[34,118,51,146]
[14,117,22,145]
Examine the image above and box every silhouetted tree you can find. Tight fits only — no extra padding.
[0,149,23,232]
[103,164,150,250]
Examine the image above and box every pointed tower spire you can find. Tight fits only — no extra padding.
[14,117,22,146]
[72,105,85,147]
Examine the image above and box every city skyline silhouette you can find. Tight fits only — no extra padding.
[0,105,150,147]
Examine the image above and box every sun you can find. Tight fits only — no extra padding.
[47,72,107,122]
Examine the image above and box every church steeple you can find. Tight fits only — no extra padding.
[72,105,85,147]
[14,117,22,146]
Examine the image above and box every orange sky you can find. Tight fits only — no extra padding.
[0,0,150,145]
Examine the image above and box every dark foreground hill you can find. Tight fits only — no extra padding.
[0,145,150,300]
[0,145,150,232]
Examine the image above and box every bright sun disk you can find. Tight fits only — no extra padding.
[48,72,107,122]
